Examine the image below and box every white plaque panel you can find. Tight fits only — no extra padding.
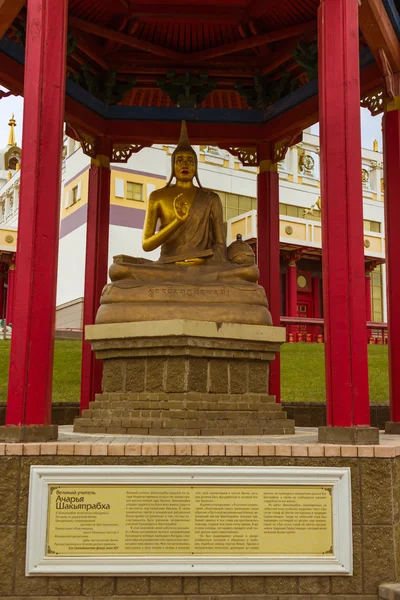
[26,466,352,576]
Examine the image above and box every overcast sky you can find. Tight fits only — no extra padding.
[0,88,384,155]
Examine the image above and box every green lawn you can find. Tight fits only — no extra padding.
[0,340,390,404]
[281,343,389,403]
[0,339,82,404]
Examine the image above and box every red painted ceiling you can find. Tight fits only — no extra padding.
[7,0,320,108]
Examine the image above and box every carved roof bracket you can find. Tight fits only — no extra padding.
[360,89,384,116]
[220,146,258,167]
[65,123,151,162]
[273,132,302,163]
[111,144,150,163]
[378,48,396,100]
[65,124,97,158]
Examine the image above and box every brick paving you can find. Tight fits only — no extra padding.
[0,426,400,457]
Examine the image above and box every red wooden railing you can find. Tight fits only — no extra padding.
[280,317,388,344]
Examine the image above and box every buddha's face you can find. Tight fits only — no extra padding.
[174,151,196,182]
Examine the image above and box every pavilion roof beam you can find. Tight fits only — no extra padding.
[101,15,130,56]
[0,0,25,40]
[189,20,317,61]
[106,51,265,69]
[260,39,302,76]
[107,0,129,11]
[0,51,24,96]
[72,30,110,70]
[126,4,244,22]
[68,16,184,61]
[359,0,400,73]
[245,0,277,20]
[108,68,259,80]
[262,62,383,143]
[105,120,264,145]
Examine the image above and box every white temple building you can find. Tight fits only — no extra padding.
[0,118,386,333]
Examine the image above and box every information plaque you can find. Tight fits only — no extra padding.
[26,466,352,576]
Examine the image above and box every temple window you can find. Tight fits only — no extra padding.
[71,185,78,206]
[279,202,321,222]
[65,182,82,208]
[216,191,256,221]
[127,182,143,201]
[8,156,18,170]
[371,265,383,322]
[363,219,381,233]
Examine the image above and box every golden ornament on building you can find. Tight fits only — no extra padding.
[362,168,369,183]
[285,225,293,235]
[364,239,371,248]
[299,153,315,173]
[297,275,308,289]
[5,235,14,243]
[7,114,16,147]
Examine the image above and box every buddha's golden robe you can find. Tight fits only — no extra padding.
[159,188,223,264]
[97,187,272,326]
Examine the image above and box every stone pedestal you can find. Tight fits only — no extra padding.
[0,424,58,442]
[385,421,400,434]
[74,320,294,436]
[318,425,379,445]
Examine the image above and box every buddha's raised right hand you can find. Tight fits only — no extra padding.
[173,193,189,222]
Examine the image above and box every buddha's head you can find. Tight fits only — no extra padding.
[167,121,202,187]
[174,151,196,182]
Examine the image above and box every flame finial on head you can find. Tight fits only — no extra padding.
[176,120,192,153]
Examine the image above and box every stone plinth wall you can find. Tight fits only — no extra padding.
[99,341,275,397]
[0,443,399,599]
[75,322,294,436]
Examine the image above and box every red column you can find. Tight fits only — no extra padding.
[365,274,372,323]
[3,0,67,437]
[5,264,15,325]
[80,152,111,412]
[383,98,400,430]
[312,277,321,341]
[287,261,297,317]
[318,0,375,441]
[257,143,281,402]
[0,265,5,320]
[312,277,321,317]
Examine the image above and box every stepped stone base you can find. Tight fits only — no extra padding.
[74,320,293,436]
[74,392,294,435]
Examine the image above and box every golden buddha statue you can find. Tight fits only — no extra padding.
[96,122,272,326]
